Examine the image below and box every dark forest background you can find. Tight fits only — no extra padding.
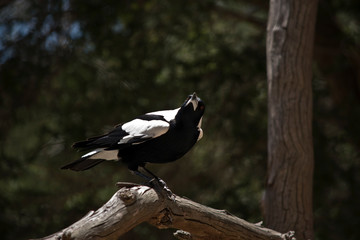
[0,0,359,239]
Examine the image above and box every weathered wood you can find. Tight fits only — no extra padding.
[36,184,291,240]
[265,0,318,239]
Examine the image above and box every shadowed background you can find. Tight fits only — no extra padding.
[0,1,359,239]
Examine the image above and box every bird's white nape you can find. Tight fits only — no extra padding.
[197,117,203,141]
[197,117,203,128]
[197,128,203,141]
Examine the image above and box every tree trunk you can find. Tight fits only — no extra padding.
[264,0,318,239]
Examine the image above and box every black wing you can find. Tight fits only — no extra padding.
[72,109,180,151]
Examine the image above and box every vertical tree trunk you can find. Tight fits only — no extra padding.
[264,1,318,240]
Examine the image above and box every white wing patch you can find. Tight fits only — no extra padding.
[82,148,119,161]
[146,108,179,122]
[119,119,170,144]
[82,150,100,158]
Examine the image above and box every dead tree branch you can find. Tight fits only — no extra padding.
[35,183,293,240]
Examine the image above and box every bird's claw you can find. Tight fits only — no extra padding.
[149,178,175,201]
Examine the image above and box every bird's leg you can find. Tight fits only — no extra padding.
[141,165,169,187]
[141,165,160,180]
[140,166,174,200]
[128,164,154,182]
[131,170,153,181]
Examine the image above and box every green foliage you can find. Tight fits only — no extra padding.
[0,0,359,239]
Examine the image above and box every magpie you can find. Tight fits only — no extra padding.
[61,92,205,181]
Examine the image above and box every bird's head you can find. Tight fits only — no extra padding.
[177,92,205,126]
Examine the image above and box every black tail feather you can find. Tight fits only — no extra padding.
[72,134,114,150]
[61,158,105,171]
[72,139,95,150]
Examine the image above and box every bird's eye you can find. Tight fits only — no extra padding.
[199,105,205,110]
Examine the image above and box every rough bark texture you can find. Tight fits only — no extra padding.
[35,184,293,240]
[265,0,318,239]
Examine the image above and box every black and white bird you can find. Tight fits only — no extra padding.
[61,92,205,181]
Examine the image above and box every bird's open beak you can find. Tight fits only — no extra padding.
[185,92,198,111]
